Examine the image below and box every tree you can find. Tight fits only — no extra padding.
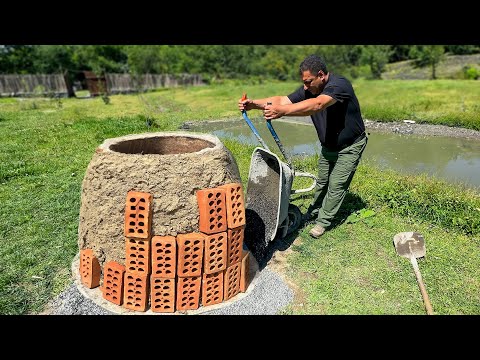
[409,45,445,80]
[360,45,392,79]
[0,45,37,73]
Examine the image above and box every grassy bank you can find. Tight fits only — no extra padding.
[0,80,479,315]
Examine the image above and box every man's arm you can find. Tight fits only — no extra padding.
[264,94,337,120]
[239,95,291,112]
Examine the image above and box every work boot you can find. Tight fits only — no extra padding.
[309,224,326,238]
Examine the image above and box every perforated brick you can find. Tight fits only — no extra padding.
[151,236,176,279]
[176,276,201,311]
[240,250,251,293]
[196,187,227,234]
[219,183,246,228]
[123,272,149,312]
[224,262,241,301]
[80,249,101,289]
[227,225,244,266]
[202,271,224,307]
[124,191,153,239]
[203,232,227,274]
[176,233,204,277]
[150,277,176,313]
[102,261,126,305]
[125,238,151,275]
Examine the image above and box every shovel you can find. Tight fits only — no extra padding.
[393,231,434,315]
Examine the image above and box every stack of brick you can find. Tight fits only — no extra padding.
[79,182,253,314]
[122,191,154,311]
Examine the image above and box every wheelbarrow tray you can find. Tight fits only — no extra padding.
[244,147,294,258]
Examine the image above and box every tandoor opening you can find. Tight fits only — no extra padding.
[109,136,215,155]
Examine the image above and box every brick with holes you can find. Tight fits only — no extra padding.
[176,276,201,311]
[150,277,176,313]
[80,249,101,289]
[202,271,224,307]
[123,272,149,312]
[196,187,227,234]
[203,231,227,274]
[124,191,153,239]
[151,235,176,278]
[224,261,241,301]
[102,261,126,305]
[125,238,151,275]
[240,250,252,293]
[176,233,204,277]
[219,183,246,229]
[227,225,244,266]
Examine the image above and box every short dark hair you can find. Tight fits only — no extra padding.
[299,54,328,75]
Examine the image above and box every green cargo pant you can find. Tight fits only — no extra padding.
[307,135,368,228]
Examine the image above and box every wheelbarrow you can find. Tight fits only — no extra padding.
[240,95,317,260]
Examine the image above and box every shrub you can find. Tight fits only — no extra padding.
[463,65,480,80]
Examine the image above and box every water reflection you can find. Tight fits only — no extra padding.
[190,117,480,190]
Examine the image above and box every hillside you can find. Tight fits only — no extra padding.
[381,53,480,80]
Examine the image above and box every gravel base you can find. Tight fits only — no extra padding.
[41,254,294,316]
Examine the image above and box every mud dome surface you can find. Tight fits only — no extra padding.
[78,131,242,269]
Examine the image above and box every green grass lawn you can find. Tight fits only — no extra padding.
[0,80,479,315]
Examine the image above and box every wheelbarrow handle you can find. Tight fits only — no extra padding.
[265,102,292,169]
[290,171,318,194]
[241,94,271,152]
[266,119,290,163]
[241,111,271,152]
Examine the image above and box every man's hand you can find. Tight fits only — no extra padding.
[238,94,253,112]
[263,103,284,120]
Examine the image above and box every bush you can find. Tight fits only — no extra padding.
[463,65,480,80]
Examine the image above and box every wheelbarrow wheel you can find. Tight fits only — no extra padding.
[286,204,302,236]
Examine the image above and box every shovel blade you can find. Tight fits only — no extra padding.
[393,231,426,259]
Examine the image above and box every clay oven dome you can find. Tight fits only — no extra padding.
[78,131,242,268]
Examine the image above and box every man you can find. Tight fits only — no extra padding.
[238,54,367,238]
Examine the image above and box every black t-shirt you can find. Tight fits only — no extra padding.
[287,73,365,150]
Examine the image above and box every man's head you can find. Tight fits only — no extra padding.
[299,54,329,95]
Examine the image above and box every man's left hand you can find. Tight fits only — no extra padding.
[263,103,284,120]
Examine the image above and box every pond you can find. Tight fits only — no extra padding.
[189,117,480,191]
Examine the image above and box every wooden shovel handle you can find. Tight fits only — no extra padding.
[410,256,434,315]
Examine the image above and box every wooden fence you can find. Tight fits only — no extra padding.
[105,73,204,94]
[0,73,204,97]
[0,74,70,97]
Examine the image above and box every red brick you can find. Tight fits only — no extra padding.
[176,233,204,277]
[202,271,224,307]
[203,232,227,274]
[150,277,176,313]
[227,225,244,266]
[125,238,151,275]
[176,276,201,311]
[124,191,153,239]
[196,188,227,234]
[80,249,101,289]
[151,236,176,278]
[123,272,149,312]
[240,250,251,293]
[102,261,126,305]
[224,262,241,301]
[219,183,246,228]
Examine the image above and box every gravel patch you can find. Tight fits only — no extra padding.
[363,119,480,140]
[281,117,480,140]
[41,254,294,316]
